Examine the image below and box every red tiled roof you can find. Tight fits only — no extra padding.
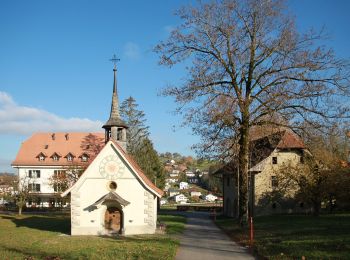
[13,132,163,197]
[12,132,105,167]
[214,128,306,175]
[250,126,305,149]
[277,130,305,149]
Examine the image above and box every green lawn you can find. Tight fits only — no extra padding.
[0,213,186,260]
[215,214,350,259]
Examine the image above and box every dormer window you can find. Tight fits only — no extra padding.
[80,153,89,162]
[36,152,47,162]
[65,153,75,162]
[50,152,61,162]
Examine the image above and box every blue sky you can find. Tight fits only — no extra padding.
[0,0,349,172]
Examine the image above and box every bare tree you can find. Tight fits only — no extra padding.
[155,0,350,223]
[48,165,85,195]
[6,175,35,215]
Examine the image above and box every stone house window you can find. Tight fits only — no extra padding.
[272,156,278,164]
[271,176,278,188]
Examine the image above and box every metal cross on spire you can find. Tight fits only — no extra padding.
[109,54,120,70]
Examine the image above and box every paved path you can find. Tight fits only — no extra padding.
[175,211,255,260]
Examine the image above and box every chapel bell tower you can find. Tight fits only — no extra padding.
[102,55,128,150]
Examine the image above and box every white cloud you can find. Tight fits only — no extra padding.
[0,91,103,135]
[123,42,141,60]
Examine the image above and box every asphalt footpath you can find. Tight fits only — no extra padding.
[175,211,255,260]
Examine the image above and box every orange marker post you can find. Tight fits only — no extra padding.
[250,217,254,247]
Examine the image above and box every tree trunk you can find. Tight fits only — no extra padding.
[312,199,321,216]
[18,206,22,216]
[238,112,250,225]
[329,195,334,214]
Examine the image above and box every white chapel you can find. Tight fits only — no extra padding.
[61,62,163,235]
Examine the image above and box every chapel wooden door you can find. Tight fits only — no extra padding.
[105,207,121,232]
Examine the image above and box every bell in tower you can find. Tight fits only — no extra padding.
[102,55,128,150]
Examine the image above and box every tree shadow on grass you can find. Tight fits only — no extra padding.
[1,215,70,235]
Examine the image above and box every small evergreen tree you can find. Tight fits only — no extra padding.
[133,138,165,189]
[120,96,149,154]
[120,97,165,189]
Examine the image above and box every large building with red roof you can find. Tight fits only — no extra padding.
[12,60,163,235]
[12,132,105,207]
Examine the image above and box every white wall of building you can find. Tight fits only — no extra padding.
[179,182,189,190]
[69,143,159,236]
[17,167,62,194]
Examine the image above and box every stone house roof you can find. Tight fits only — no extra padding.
[215,129,305,175]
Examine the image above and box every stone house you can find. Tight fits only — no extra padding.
[216,128,307,217]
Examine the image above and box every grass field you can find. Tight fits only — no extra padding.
[0,213,186,260]
[215,214,350,259]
